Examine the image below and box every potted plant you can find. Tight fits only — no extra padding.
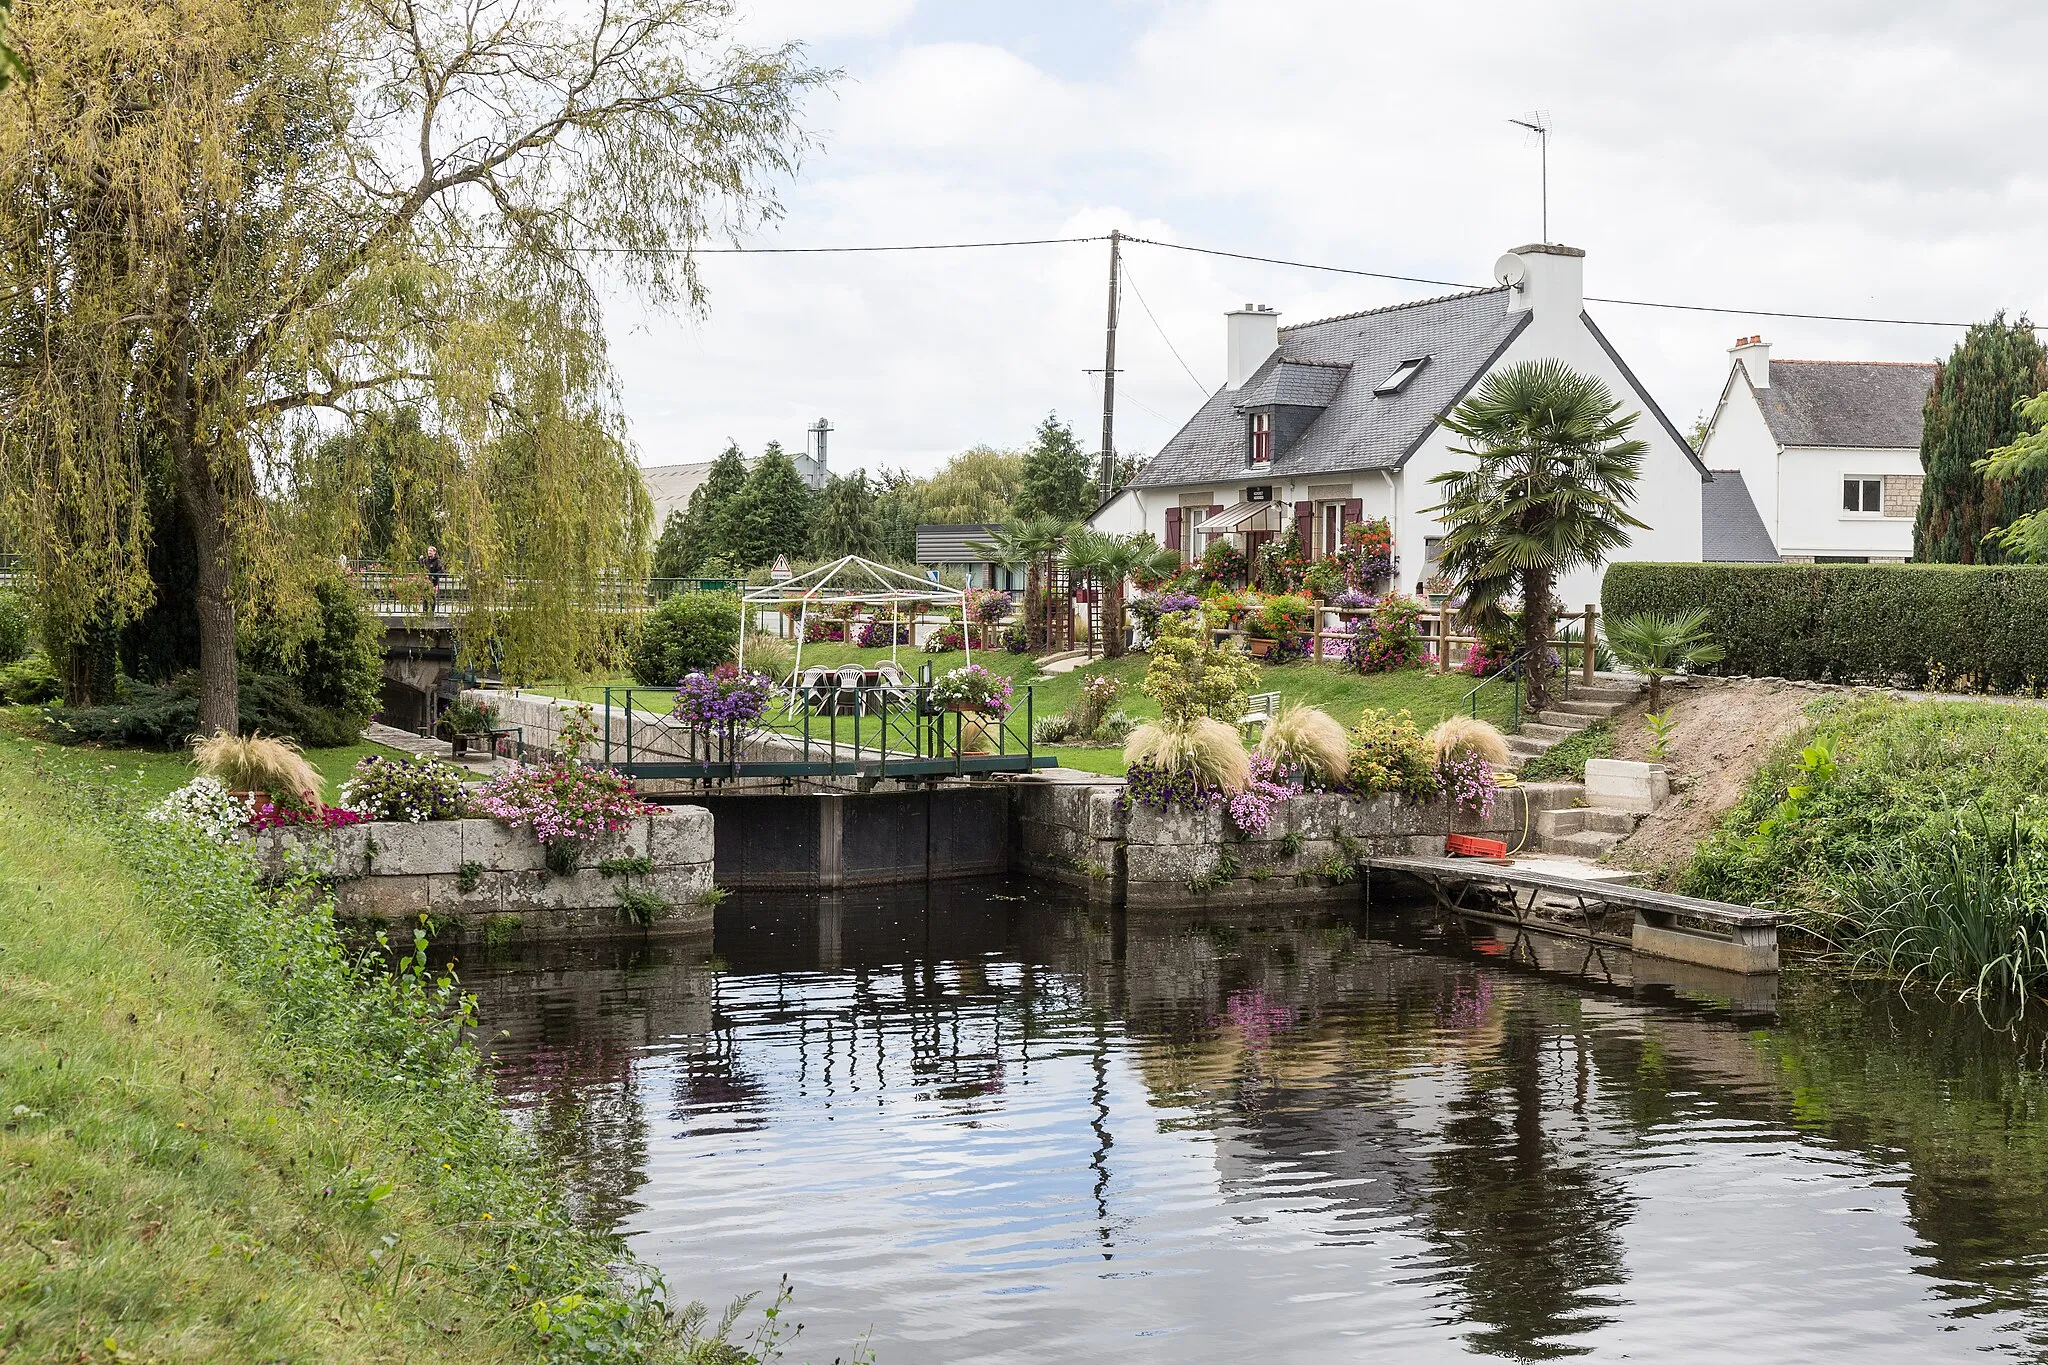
[929,663,1014,717]
[436,697,499,758]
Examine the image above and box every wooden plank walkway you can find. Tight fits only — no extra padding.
[1366,854,1781,975]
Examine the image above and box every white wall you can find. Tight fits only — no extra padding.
[1697,372,1783,536]
[1777,448,1920,560]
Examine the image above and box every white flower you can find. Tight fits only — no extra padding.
[149,777,252,842]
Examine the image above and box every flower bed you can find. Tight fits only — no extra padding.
[339,753,470,822]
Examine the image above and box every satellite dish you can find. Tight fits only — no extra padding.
[1493,253,1527,289]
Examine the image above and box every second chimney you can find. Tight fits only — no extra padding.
[1226,304,1279,390]
[1731,334,1770,388]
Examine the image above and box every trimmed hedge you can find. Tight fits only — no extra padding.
[1602,562,2048,693]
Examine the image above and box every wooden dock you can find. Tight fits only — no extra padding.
[1365,854,1781,975]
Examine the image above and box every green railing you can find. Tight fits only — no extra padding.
[599,682,1050,781]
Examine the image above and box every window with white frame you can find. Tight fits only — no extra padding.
[1248,412,1272,468]
[1842,477,1882,515]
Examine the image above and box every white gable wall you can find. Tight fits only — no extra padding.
[1397,307,1705,615]
[1698,373,1783,536]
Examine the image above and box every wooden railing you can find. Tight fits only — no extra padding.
[1201,603,1603,686]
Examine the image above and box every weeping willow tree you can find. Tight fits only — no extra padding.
[0,0,826,725]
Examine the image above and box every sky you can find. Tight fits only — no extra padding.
[605,0,2048,479]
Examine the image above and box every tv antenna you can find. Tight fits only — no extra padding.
[1509,112,1551,243]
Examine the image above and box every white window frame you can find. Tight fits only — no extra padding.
[1842,476,1884,518]
[1248,412,1272,469]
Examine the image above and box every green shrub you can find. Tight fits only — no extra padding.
[250,578,383,720]
[1602,562,2048,693]
[629,591,740,686]
[0,653,60,705]
[1346,708,1439,799]
[0,590,29,664]
[44,672,362,748]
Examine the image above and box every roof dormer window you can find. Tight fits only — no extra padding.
[1248,411,1272,468]
[1375,355,1430,394]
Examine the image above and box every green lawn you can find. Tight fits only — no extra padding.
[532,648,1513,776]
[0,709,409,801]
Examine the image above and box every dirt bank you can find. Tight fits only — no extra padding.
[1601,677,1817,885]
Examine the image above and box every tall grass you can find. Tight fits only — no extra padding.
[191,730,324,806]
[1258,704,1349,784]
[1124,716,1251,791]
[1828,813,2048,1014]
[1424,715,1510,767]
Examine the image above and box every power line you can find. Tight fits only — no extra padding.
[552,234,1108,256]
[1121,234,1982,330]
[1121,259,1212,397]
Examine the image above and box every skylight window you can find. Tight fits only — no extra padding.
[1374,356,1429,395]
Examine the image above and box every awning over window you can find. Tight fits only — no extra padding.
[1196,501,1280,534]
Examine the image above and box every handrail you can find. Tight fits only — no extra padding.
[1460,650,1528,732]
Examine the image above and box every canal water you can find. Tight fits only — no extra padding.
[457,880,2048,1363]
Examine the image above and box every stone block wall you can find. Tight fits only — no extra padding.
[1012,777,1581,909]
[248,809,715,940]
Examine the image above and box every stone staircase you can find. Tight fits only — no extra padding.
[1501,675,1650,859]
[1503,677,1643,766]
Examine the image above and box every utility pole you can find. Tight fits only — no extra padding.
[1098,229,1121,501]
[1510,114,1550,242]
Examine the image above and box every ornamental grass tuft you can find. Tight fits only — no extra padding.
[191,730,324,809]
[1258,703,1349,785]
[1124,716,1251,793]
[1424,715,1511,767]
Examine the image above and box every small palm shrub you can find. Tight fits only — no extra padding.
[1425,715,1510,767]
[1124,716,1251,793]
[191,732,324,809]
[1347,709,1440,800]
[1258,704,1349,785]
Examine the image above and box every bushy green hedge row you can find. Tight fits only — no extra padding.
[1602,562,2048,693]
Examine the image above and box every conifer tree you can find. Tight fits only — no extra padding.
[810,472,879,559]
[665,443,748,576]
[721,443,814,568]
[1914,314,2048,563]
[1015,413,1094,521]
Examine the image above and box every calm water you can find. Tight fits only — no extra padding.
[458,881,2048,1363]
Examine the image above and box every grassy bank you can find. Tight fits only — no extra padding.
[536,651,1513,776]
[0,735,780,1361]
[1682,695,2048,1007]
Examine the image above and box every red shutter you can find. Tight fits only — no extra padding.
[1294,500,1314,552]
[1164,506,1182,554]
[1343,498,1363,533]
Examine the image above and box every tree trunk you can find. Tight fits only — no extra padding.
[1521,567,1554,714]
[1646,673,1664,715]
[176,439,239,738]
[1105,575,1126,659]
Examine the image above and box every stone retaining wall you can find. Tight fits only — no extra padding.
[1013,777,1581,909]
[248,810,714,939]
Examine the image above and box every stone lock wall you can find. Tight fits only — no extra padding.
[247,809,715,939]
[1012,777,1581,909]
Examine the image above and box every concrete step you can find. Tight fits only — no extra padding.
[1550,698,1629,718]
[1535,806,1641,838]
[1505,735,1553,759]
[1541,829,1628,859]
[1519,721,1585,743]
[1533,709,1598,731]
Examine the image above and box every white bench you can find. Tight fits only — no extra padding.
[1239,691,1281,728]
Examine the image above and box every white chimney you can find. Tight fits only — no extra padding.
[1730,334,1771,388]
[1497,242,1584,317]
[1225,304,1280,390]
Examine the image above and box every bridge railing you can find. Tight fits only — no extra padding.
[347,564,742,618]
[598,681,1048,781]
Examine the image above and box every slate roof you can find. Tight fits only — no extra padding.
[1232,359,1351,410]
[1129,287,1530,488]
[1755,361,1936,450]
[915,523,1011,564]
[1701,471,1779,562]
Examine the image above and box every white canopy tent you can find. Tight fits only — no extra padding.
[737,555,970,695]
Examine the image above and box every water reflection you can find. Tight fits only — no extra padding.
[456,882,2048,1363]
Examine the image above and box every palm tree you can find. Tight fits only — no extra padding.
[1425,359,1649,712]
[969,517,1072,651]
[1062,530,1180,658]
[1605,609,1725,712]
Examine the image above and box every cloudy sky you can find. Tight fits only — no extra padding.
[605,0,2048,479]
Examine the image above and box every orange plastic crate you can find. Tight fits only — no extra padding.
[1445,834,1508,859]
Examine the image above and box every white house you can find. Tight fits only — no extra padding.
[1088,243,1707,611]
[1693,337,1935,563]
